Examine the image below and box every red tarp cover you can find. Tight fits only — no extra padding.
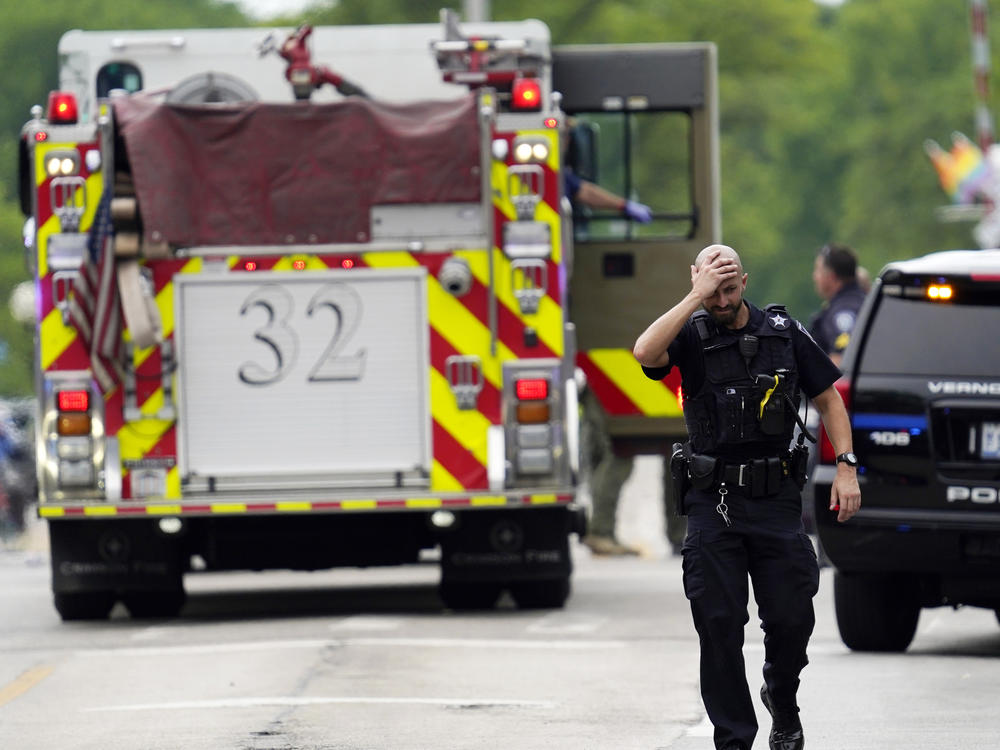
[112,93,481,247]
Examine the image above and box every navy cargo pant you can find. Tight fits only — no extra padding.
[681,478,820,750]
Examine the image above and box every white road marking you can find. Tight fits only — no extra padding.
[341,637,626,649]
[743,641,848,657]
[130,627,168,642]
[76,636,628,657]
[78,639,330,657]
[686,713,714,737]
[329,615,404,631]
[84,696,557,712]
[526,612,607,635]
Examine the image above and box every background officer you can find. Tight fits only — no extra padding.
[808,243,867,367]
[633,244,860,750]
[578,383,640,556]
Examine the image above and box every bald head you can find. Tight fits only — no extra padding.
[695,244,743,273]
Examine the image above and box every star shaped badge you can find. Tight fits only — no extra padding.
[768,313,789,330]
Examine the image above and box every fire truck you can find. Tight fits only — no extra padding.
[17,11,718,620]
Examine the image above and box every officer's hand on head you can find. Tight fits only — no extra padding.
[623,200,653,223]
[690,249,739,301]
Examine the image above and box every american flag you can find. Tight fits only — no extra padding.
[68,188,124,394]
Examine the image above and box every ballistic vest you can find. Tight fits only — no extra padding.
[683,304,800,454]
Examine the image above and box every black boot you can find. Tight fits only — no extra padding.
[760,685,804,750]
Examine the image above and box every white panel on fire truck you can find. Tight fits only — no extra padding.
[370,203,484,241]
[174,268,430,489]
[58,20,550,122]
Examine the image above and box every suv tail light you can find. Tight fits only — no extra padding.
[818,377,852,463]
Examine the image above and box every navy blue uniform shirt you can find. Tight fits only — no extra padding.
[641,301,841,456]
[807,282,866,358]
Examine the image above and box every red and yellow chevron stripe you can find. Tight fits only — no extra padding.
[35,121,569,507]
[576,349,683,417]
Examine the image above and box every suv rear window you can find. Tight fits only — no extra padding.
[860,290,1000,376]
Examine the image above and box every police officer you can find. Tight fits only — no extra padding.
[633,245,860,750]
[808,243,867,367]
[578,383,640,556]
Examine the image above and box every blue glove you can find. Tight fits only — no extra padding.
[623,200,653,223]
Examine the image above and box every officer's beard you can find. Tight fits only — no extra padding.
[707,299,742,327]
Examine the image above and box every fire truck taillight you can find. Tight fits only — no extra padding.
[516,403,550,424]
[57,414,92,436]
[511,77,542,110]
[515,378,550,424]
[56,389,91,436]
[57,390,89,412]
[516,378,548,400]
[46,91,79,124]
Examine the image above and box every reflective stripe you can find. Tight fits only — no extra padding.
[37,494,573,519]
[579,349,682,417]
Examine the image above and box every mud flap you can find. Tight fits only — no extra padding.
[438,507,574,585]
[49,519,185,596]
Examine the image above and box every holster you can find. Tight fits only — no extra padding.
[688,452,719,491]
[790,441,809,489]
[669,442,693,516]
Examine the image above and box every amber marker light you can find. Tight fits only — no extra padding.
[927,284,953,300]
[516,402,550,424]
[57,413,92,436]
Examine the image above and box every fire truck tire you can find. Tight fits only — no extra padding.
[122,588,187,619]
[509,577,571,610]
[438,581,503,611]
[53,591,116,621]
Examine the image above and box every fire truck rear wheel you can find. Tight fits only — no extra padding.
[438,581,503,611]
[53,591,117,621]
[509,577,571,610]
[123,588,187,619]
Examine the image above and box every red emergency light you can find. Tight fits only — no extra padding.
[47,92,79,125]
[511,78,542,111]
[57,389,90,412]
[515,378,549,400]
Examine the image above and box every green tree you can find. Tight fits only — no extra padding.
[0,0,253,395]
[2,0,998,397]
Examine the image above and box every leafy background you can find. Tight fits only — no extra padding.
[0,0,988,395]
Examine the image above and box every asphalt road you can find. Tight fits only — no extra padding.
[2,457,1000,749]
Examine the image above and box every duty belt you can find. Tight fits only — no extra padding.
[719,456,790,498]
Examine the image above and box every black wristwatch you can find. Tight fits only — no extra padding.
[836,452,859,467]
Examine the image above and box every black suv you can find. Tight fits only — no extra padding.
[813,249,1000,652]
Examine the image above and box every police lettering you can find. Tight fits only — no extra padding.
[928,381,1000,395]
[946,486,999,504]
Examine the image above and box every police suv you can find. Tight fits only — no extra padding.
[813,249,1000,652]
